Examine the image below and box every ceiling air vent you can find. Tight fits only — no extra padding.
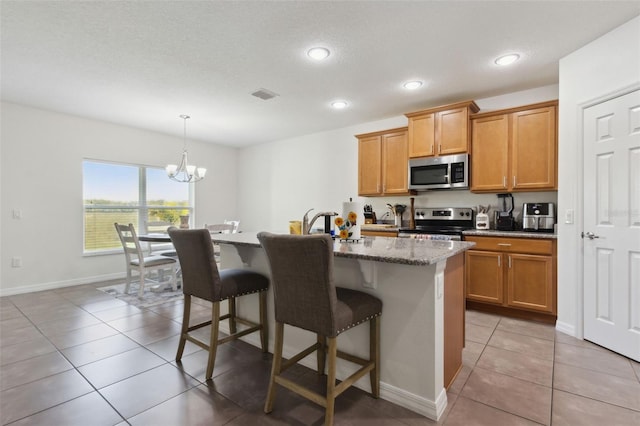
[251,88,279,100]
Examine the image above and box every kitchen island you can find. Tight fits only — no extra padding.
[211,232,474,420]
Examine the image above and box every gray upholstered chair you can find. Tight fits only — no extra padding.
[114,223,178,297]
[257,232,382,426]
[168,228,269,380]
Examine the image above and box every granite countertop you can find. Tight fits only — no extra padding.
[211,232,474,266]
[463,229,557,239]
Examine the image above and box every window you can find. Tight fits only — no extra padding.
[83,160,193,254]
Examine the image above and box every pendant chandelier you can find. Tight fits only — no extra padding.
[165,115,207,183]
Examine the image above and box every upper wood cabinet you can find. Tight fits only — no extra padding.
[357,127,410,196]
[406,100,479,158]
[471,100,558,192]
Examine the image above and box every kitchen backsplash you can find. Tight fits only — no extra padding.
[364,190,558,225]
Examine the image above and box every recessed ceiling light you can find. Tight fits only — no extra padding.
[403,80,423,90]
[495,53,520,66]
[307,47,330,60]
[331,100,348,109]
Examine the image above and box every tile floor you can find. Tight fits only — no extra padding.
[1,283,639,425]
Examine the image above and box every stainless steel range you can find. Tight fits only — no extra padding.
[398,207,474,241]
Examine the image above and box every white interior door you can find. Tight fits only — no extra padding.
[583,89,640,362]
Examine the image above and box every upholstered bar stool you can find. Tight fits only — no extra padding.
[168,228,269,380]
[257,232,382,426]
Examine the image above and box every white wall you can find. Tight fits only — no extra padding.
[556,15,640,337]
[0,102,238,295]
[237,85,559,234]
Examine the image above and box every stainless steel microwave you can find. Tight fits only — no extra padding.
[408,153,469,190]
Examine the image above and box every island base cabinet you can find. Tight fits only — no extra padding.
[464,236,557,319]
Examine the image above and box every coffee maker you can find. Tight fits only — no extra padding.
[522,203,555,233]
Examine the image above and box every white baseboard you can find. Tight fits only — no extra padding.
[555,320,576,337]
[0,272,124,297]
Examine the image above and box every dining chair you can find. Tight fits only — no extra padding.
[168,228,269,380]
[257,232,382,426]
[114,223,178,297]
[223,220,240,233]
[144,220,176,256]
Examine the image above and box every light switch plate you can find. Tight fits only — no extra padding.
[564,209,574,224]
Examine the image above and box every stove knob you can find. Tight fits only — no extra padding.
[466,212,470,216]
[534,209,540,214]
[459,212,464,216]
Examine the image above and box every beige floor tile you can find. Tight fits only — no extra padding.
[123,319,182,345]
[78,347,166,389]
[462,341,485,367]
[632,360,640,382]
[0,351,73,391]
[555,341,636,379]
[443,395,540,426]
[0,335,57,366]
[46,322,120,349]
[128,384,244,426]
[460,368,552,425]
[448,364,472,395]
[487,329,554,361]
[0,369,93,424]
[465,323,494,345]
[61,333,140,367]
[555,330,610,352]
[552,389,640,426]
[8,391,123,426]
[464,310,500,329]
[99,363,198,419]
[553,362,640,411]
[496,317,555,341]
[476,345,553,386]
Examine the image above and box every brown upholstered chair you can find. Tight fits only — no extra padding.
[168,228,269,380]
[257,232,382,426]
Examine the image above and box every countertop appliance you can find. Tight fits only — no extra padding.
[363,204,376,224]
[398,207,474,241]
[495,193,516,231]
[523,202,555,232]
[408,153,469,191]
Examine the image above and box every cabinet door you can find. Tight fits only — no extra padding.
[507,253,554,313]
[465,250,504,304]
[471,114,509,192]
[511,106,557,190]
[438,107,470,155]
[382,130,409,194]
[408,113,435,158]
[358,135,382,196]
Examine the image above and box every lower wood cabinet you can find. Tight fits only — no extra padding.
[465,236,556,317]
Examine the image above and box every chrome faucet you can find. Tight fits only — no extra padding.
[302,209,339,234]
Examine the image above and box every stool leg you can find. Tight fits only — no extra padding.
[265,321,284,414]
[205,301,220,380]
[228,297,237,334]
[317,334,326,375]
[259,291,268,352]
[370,316,380,398]
[325,336,338,426]
[176,294,191,361]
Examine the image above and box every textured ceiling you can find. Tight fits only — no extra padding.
[2,1,639,147]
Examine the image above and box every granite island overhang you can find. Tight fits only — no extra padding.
[211,232,475,421]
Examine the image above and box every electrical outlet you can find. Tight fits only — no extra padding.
[12,209,22,220]
[11,257,22,268]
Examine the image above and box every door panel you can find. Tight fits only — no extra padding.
[583,89,640,361]
[465,251,503,304]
